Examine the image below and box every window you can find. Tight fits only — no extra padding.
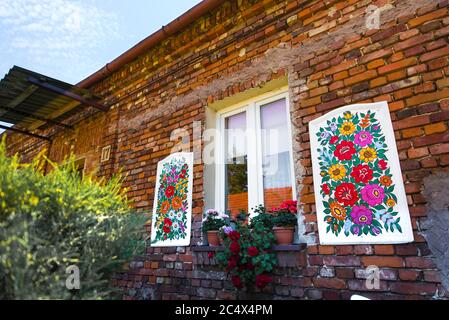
[215,90,296,218]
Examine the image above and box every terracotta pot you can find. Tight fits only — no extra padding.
[273,227,295,245]
[207,230,220,246]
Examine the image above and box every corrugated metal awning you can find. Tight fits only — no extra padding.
[0,66,107,140]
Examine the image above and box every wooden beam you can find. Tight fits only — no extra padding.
[28,76,108,112]
[0,124,50,141]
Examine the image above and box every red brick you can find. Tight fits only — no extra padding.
[408,8,448,27]
[394,115,430,130]
[399,269,421,281]
[421,46,449,63]
[361,256,404,268]
[379,58,417,75]
[406,88,449,106]
[390,282,437,295]
[408,147,429,159]
[313,278,346,289]
[405,257,436,269]
[429,143,449,155]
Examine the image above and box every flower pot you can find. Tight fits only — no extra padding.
[273,227,295,245]
[207,230,220,246]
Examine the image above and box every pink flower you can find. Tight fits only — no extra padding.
[350,205,373,225]
[354,131,373,147]
[361,184,385,206]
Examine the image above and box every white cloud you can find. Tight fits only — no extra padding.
[0,0,120,82]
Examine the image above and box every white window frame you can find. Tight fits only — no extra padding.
[214,87,297,217]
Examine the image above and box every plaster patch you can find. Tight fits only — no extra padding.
[422,172,449,292]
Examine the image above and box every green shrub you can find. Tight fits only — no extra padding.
[0,138,147,300]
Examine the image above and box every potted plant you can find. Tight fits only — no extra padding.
[271,200,298,245]
[202,209,229,246]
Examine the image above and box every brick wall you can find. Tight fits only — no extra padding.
[4,0,449,299]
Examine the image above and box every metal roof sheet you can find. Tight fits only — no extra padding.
[0,66,106,139]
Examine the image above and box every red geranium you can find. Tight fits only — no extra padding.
[378,160,388,170]
[232,275,243,289]
[247,246,259,257]
[350,164,373,184]
[227,256,238,270]
[230,241,240,254]
[335,183,359,206]
[164,218,172,226]
[334,140,356,161]
[208,252,215,259]
[163,226,171,233]
[322,184,330,195]
[228,231,241,241]
[255,274,272,289]
[165,185,175,198]
[330,136,339,144]
[277,200,297,213]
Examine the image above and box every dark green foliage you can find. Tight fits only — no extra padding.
[0,139,147,300]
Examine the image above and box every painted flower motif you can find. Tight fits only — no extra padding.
[330,136,339,144]
[380,175,392,187]
[335,183,359,207]
[386,198,396,207]
[350,164,373,184]
[160,201,170,214]
[344,219,352,233]
[328,164,346,181]
[354,131,373,147]
[329,122,338,132]
[165,185,175,198]
[339,121,356,136]
[153,157,190,243]
[322,184,331,195]
[320,131,330,140]
[172,196,183,210]
[378,160,388,170]
[334,140,356,161]
[316,110,402,238]
[330,202,347,221]
[359,147,377,163]
[374,141,384,149]
[361,184,385,206]
[344,111,353,119]
[350,205,373,225]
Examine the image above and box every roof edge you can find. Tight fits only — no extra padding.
[77,0,227,89]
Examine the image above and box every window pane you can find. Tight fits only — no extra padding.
[260,98,293,210]
[225,111,248,218]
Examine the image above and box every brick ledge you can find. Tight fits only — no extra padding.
[191,243,307,252]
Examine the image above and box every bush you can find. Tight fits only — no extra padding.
[0,139,147,300]
[215,209,277,291]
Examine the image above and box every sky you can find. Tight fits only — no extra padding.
[0,0,202,132]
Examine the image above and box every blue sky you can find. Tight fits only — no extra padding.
[0,0,202,132]
[0,0,202,83]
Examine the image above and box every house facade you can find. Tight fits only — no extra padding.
[4,0,449,299]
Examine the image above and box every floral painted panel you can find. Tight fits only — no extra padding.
[151,153,193,247]
[309,102,413,245]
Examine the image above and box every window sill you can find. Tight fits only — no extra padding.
[191,243,307,252]
[192,244,307,268]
